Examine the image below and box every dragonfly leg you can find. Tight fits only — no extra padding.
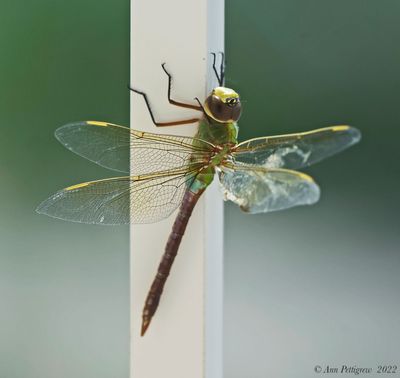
[161,63,203,112]
[194,97,212,124]
[129,86,200,127]
[211,52,225,86]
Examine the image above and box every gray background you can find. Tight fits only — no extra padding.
[1,0,399,377]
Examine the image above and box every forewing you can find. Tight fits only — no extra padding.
[55,121,214,174]
[218,164,320,214]
[233,125,361,169]
[36,169,200,225]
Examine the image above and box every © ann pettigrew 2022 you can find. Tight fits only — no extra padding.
[37,54,361,336]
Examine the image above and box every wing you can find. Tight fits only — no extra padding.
[232,125,361,169]
[218,163,320,214]
[36,167,201,225]
[55,121,215,174]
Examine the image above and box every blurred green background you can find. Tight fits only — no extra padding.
[1,0,399,377]
[0,1,130,377]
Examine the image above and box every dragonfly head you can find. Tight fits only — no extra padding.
[204,87,242,123]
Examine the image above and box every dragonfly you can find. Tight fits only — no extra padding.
[37,54,361,336]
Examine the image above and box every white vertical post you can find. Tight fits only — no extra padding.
[130,1,224,378]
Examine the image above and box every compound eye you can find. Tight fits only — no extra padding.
[206,95,231,121]
[226,97,238,107]
[212,97,225,118]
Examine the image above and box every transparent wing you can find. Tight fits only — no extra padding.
[218,163,320,214]
[55,121,215,174]
[232,125,361,169]
[36,167,201,225]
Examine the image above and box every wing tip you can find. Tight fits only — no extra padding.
[35,202,45,215]
[35,190,63,216]
[307,180,321,205]
[54,121,83,142]
[349,126,362,144]
[333,125,362,144]
[35,194,123,225]
[54,120,112,140]
[35,199,53,217]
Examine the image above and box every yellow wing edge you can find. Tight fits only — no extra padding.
[87,120,109,127]
[235,125,352,149]
[86,120,144,137]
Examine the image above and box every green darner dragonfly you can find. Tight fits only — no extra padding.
[37,55,361,336]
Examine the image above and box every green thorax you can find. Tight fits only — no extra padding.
[189,117,239,194]
[195,117,239,146]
